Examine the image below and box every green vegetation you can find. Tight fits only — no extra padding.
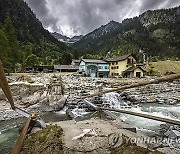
[24,54,40,68]
[0,0,75,72]
[22,125,63,154]
[146,60,180,76]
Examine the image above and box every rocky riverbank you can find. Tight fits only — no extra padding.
[21,118,166,154]
[61,74,180,112]
[0,73,66,121]
[0,73,180,120]
[1,73,180,153]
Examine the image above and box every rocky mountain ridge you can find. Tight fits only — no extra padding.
[72,6,180,60]
[51,32,83,44]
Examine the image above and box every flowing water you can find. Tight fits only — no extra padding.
[0,92,180,153]
[102,92,180,136]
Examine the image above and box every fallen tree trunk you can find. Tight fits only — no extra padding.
[80,73,180,99]
[99,107,180,126]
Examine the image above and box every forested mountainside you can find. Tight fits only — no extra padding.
[72,6,180,61]
[0,0,73,72]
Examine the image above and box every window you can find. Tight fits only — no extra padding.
[112,62,115,65]
[105,66,109,69]
[116,66,119,69]
[127,58,131,64]
[116,62,118,65]
[98,66,102,69]
[111,66,114,69]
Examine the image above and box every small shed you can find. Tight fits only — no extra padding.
[123,66,146,78]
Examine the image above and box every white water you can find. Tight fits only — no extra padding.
[57,92,180,134]
[102,92,131,109]
[102,92,180,135]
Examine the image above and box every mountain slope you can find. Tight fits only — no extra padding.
[51,32,70,42]
[0,0,73,71]
[51,32,83,44]
[73,6,180,60]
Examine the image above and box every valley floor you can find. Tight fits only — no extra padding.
[0,73,180,153]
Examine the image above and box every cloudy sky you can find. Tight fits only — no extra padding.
[24,0,180,37]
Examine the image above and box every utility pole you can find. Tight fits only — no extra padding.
[139,49,148,68]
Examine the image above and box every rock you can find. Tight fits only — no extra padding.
[164,129,180,139]
[66,109,74,119]
[146,96,157,103]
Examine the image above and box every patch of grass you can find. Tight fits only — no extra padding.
[21,125,63,154]
[146,60,180,76]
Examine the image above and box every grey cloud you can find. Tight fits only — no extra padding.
[25,0,48,16]
[25,0,180,37]
[24,0,59,29]
[139,0,180,13]
[139,0,163,13]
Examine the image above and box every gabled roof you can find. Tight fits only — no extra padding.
[72,59,80,63]
[124,66,146,72]
[81,59,108,64]
[104,53,133,62]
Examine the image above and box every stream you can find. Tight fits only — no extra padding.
[0,92,180,153]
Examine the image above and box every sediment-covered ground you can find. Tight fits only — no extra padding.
[1,73,180,153]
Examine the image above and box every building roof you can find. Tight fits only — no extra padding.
[54,65,79,70]
[72,59,80,63]
[32,66,54,69]
[81,59,108,64]
[124,66,146,72]
[104,53,132,62]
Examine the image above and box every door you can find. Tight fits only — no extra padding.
[87,65,97,77]
[90,69,96,77]
[99,73,104,78]
[136,72,141,78]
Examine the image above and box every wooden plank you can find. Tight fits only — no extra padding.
[0,60,15,109]
[11,115,32,154]
[83,99,180,125]
[99,107,180,126]
[84,99,117,120]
